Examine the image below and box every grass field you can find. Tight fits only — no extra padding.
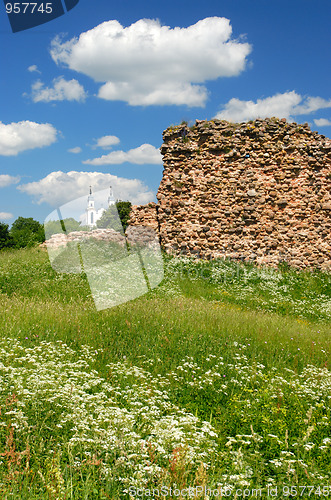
[0,247,330,499]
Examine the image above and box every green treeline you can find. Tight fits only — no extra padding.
[0,217,45,250]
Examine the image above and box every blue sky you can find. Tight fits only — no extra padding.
[1,0,330,225]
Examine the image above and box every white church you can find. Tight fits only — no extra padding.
[84,186,115,228]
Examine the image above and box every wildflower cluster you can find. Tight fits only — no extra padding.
[0,338,330,494]
[0,338,217,491]
[159,345,331,487]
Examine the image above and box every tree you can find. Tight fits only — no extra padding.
[44,217,88,238]
[0,222,14,250]
[96,201,132,232]
[115,201,132,231]
[10,217,45,248]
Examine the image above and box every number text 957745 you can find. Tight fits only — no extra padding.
[5,3,53,14]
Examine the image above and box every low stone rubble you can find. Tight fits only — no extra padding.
[43,226,160,252]
[44,228,126,248]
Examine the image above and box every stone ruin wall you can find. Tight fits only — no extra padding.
[127,203,159,232]
[128,118,331,270]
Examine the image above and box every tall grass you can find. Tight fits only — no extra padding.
[0,247,330,498]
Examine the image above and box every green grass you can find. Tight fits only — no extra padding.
[160,255,331,323]
[0,247,330,498]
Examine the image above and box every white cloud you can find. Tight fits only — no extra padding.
[0,120,57,156]
[50,17,251,107]
[98,81,208,107]
[0,174,21,187]
[93,135,120,149]
[18,171,155,206]
[0,212,13,220]
[295,97,331,115]
[314,118,331,127]
[83,144,162,165]
[215,91,331,122]
[28,65,41,73]
[31,77,86,103]
[68,146,82,153]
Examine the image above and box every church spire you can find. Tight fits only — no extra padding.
[87,185,95,209]
[108,185,115,206]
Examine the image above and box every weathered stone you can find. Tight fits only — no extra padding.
[276,198,288,206]
[127,118,331,271]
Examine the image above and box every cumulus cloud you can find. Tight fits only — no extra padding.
[68,146,82,153]
[93,135,120,149]
[28,64,41,73]
[294,97,331,115]
[83,144,162,166]
[0,120,57,156]
[31,77,86,103]
[98,81,208,107]
[0,212,13,220]
[50,17,251,107]
[18,171,155,207]
[0,174,21,187]
[314,118,331,127]
[215,91,331,122]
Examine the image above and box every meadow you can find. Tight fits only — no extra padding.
[0,247,330,499]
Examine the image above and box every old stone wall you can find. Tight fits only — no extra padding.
[128,118,331,270]
[127,202,159,231]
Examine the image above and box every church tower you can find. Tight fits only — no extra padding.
[86,186,96,227]
[108,185,115,207]
[84,186,116,228]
